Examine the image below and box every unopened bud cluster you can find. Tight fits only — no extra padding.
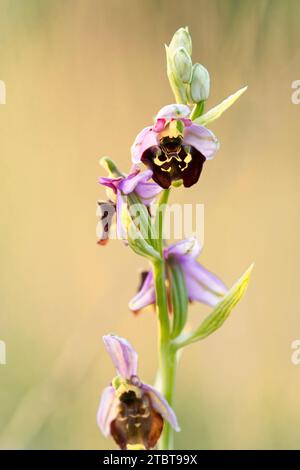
[166,27,210,105]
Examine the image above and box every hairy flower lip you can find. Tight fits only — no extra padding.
[97,335,180,449]
[131,104,219,189]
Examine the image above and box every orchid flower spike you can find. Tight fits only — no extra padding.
[131,104,219,189]
[97,335,180,450]
[129,237,227,314]
[98,167,162,244]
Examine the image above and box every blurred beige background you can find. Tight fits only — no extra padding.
[0,0,300,449]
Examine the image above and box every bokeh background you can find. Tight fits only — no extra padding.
[1,0,300,449]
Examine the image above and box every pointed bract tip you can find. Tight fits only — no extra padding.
[237,85,248,97]
[244,262,254,275]
[245,262,255,277]
[230,262,254,296]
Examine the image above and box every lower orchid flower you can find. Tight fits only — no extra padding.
[131,104,219,189]
[97,335,179,450]
[98,167,162,243]
[129,237,227,313]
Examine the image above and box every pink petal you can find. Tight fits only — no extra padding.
[152,117,192,132]
[97,385,118,437]
[141,383,180,432]
[131,126,159,164]
[98,176,122,193]
[184,124,219,160]
[103,335,138,379]
[153,118,166,132]
[184,273,222,307]
[155,104,191,120]
[128,270,156,312]
[135,181,162,205]
[182,259,227,296]
[165,237,202,260]
[118,169,153,194]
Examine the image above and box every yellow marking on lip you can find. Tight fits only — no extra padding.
[180,152,192,171]
[153,154,165,167]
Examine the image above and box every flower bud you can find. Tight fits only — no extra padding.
[190,63,210,103]
[165,27,193,103]
[100,156,123,177]
[168,27,192,56]
[173,47,192,84]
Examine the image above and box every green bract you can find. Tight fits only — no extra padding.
[194,86,248,125]
[173,264,254,349]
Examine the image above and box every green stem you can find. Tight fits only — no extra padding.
[152,188,177,450]
[153,259,169,343]
[155,188,170,250]
[190,100,205,120]
[158,343,177,450]
[153,259,177,450]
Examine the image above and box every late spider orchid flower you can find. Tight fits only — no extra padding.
[98,168,162,243]
[131,104,219,189]
[97,335,179,450]
[129,237,227,313]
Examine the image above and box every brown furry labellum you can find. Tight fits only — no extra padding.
[110,390,163,450]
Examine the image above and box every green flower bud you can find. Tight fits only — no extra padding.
[190,63,210,103]
[173,47,192,84]
[168,27,192,56]
[100,156,123,177]
[165,45,187,104]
